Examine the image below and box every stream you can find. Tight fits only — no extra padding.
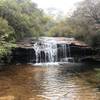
[0,63,99,100]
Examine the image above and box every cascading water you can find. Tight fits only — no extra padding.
[33,39,57,63]
[33,37,74,64]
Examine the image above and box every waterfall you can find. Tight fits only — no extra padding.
[33,37,74,63]
[33,39,57,63]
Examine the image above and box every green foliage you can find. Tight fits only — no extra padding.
[0,17,15,57]
[68,0,100,47]
[47,0,100,48]
[0,0,48,57]
[0,17,15,42]
[0,42,16,59]
[0,0,47,40]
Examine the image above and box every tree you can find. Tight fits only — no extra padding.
[0,0,48,40]
[72,0,100,46]
[0,17,15,42]
[0,17,15,56]
[0,0,49,57]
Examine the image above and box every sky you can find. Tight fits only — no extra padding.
[32,0,83,15]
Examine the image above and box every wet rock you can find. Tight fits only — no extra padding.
[11,37,98,64]
[11,47,36,64]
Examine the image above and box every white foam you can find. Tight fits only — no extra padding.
[33,62,59,66]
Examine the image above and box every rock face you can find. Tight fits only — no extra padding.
[11,37,97,64]
[57,43,97,62]
[11,47,36,64]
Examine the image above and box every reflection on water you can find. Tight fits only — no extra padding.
[0,64,99,100]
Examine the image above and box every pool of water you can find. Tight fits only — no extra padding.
[0,63,99,100]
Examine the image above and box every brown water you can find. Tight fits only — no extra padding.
[0,63,100,100]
